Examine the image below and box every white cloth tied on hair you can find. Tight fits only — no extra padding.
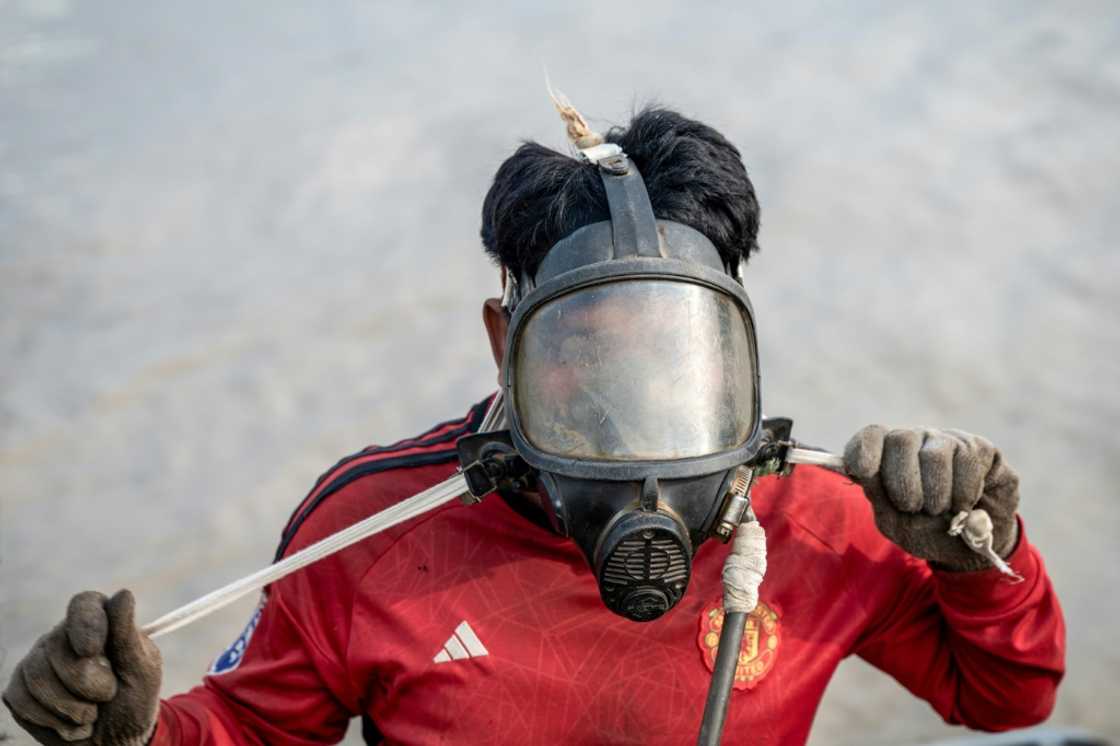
[722,521,768,614]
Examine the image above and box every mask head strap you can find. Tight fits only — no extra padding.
[579,143,661,260]
[504,142,667,312]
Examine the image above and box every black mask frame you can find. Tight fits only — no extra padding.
[496,146,765,620]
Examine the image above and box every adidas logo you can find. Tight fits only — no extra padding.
[432,620,489,663]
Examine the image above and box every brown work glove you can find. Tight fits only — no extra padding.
[844,426,1020,571]
[3,590,162,746]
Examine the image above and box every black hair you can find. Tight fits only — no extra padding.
[480,107,760,279]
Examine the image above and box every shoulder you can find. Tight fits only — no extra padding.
[237,396,493,695]
[752,465,894,561]
[751,465,927,624]
[273,396,494,567]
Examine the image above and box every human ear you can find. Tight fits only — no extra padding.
[482,298,509,384]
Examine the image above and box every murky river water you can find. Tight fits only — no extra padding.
[2,2,1118,743]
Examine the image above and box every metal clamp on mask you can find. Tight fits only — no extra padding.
[499,143,764,622]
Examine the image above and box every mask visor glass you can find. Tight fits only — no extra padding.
[514,279,756,461]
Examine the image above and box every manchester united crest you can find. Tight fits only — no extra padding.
[697,599,781,690]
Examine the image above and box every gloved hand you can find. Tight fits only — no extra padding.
[3,590,162,746]
[844,426,1020,571]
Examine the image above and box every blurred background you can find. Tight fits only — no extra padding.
[2,1,1118,743]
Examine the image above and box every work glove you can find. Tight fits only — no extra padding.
[3,590,161,746]
[844,426,1020,571]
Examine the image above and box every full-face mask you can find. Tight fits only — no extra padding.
[466,143,764,622]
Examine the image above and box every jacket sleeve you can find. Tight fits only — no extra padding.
[148,585,355,746]
[853,519,1066,731]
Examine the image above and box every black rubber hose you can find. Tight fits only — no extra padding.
[696,610,746,746]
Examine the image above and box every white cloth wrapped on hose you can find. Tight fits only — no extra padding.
[722,521,767,614]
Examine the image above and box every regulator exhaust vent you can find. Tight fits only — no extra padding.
[596,515,691,622]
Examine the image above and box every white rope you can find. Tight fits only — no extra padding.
[142,473,469,638]
[948,509,1023,581]
[721,520,767,614]
[785,447,846,471]
[141,417,1013,639]
[141,393,508,639]
[141,473,469,639]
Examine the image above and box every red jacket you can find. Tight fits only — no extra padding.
[152,398,1065,745]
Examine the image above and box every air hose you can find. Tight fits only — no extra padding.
[697,517,767,746]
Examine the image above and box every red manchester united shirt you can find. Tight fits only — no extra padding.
[151,398,1065,745]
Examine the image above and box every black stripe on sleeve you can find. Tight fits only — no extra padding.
[273,449,461,562]
[275,396,492,549]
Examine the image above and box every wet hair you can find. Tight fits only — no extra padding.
[480,106,761,280]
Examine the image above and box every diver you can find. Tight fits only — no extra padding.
[4,101,1064,746]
